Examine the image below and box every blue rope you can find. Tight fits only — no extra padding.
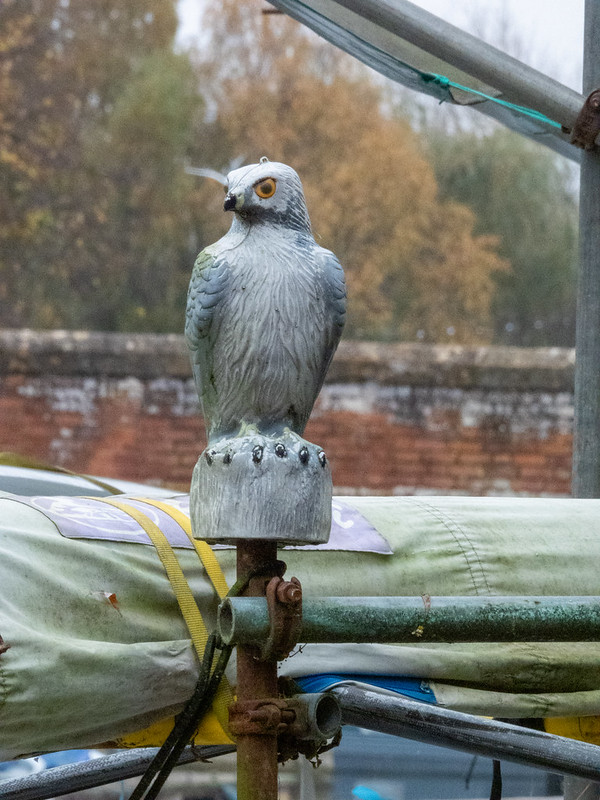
[423,72,563,129]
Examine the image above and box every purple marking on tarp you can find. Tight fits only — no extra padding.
[23,495,392,554]
[27,496,181,547]
[293,500,393,554]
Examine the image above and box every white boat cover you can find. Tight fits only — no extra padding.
[2,492,600,759]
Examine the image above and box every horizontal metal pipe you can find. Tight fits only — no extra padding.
[218,596,600,645]
[333,685,600,782]
[331,0,584,130]
[286,693,342,741]
[0,745,235,800]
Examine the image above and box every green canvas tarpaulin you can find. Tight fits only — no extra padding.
[2,492,600,758]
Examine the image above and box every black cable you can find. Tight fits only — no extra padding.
[128,561,282,800]
[140,644,233,800]
[490,759,502,800]
[128,634,229,800]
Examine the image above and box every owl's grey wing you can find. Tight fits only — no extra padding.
[185,246,229,425]
[315,245,347,384]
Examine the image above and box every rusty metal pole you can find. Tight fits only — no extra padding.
[234,540,280,800]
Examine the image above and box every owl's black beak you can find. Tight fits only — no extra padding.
[224,193,237,212]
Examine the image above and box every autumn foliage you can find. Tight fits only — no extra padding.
[194,0,507,342]
[0,0,576,345]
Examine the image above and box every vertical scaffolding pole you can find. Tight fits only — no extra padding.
[573,0,600,498]
[567,4,600,795]
[234,541,280,800]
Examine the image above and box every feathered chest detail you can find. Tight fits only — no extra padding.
[222,231,320,355]
[187,225,341,441]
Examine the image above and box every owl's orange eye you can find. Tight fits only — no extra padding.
[254,178,277,199]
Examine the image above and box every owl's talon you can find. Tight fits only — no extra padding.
[299,447,309,464]
[193,431,332,543]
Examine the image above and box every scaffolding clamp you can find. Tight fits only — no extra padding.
[258,575,303,661]
[229,693,342,760]
[571,88,600,150]
[229,699,295,737]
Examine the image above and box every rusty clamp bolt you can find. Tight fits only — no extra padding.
[229,698,296,737]
[571,88,600,150]
[258,575,303,661]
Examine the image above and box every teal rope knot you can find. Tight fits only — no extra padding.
[423,72,450,88]
[421,71,562,129]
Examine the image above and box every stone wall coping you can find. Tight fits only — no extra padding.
[0,329,575,391]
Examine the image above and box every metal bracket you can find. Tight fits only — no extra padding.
[258,575,302,661]
[229,699,295,737]
[571,89,600,150]
[229,693,343,763]
[277,692,343,764]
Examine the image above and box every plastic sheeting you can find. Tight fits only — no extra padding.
[267,0,580,162]
[2,493,600,758]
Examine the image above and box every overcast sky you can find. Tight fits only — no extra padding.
[177,0,586,90]
[413,0,584,90]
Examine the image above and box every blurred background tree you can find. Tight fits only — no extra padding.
[0,0,579,346]
[0,0,203,331]
[82,50,203,331]
[182,0,507,342]
[428,127,578,346]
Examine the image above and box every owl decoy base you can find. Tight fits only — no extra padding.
[190,429,332,544]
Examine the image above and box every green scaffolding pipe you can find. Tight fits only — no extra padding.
[218,596,600,646]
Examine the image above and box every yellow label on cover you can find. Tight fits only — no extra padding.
[115,709,234,749]
[545,716,600,745]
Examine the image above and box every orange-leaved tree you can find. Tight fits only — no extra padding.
[193,0,507,343]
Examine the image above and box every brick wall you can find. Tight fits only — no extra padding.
[0,330,575,495]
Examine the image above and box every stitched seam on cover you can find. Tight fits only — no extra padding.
[0,637,8,713]
[412,500,492,595]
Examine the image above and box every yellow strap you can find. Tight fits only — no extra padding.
[98,498,211,657]
[130,498,234,740]
[133,497,229,600]
[92,497,233,740]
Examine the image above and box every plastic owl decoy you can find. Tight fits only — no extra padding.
[186,158,346,443]
[187,158,346,544]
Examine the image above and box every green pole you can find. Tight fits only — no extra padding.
[219,595,600,646]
